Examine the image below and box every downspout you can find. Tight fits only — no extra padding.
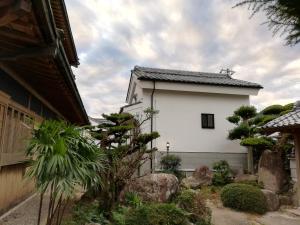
[150,80,156,173]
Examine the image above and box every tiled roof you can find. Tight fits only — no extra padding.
[89,117,114,125]
[133,66,263,89]
[262,101,300,131]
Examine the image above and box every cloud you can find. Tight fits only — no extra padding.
[65,0,300,117]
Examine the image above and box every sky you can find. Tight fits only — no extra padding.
[65,0,300,117]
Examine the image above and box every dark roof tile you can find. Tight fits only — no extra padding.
[133,66,263,89]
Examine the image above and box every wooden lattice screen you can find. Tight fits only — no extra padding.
[0,91,42,166]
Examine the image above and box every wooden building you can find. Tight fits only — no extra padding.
[0,0,88,214]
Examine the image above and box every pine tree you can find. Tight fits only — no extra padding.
[89,109,159,217]
[235,0,300,45]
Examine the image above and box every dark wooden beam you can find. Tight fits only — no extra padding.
[0,0,31,26]
[0,45,57,61]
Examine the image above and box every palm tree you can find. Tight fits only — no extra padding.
[26,120,105,225]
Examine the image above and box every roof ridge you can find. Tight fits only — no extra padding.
[135,66,230,79]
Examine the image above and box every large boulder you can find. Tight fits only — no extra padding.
[261,189,280,211]
[258,150,287,193]
[123,173,179,202]
[181,166,212,189]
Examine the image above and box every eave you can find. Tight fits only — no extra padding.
[0,0,88,125]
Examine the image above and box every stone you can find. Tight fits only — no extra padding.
[122,173,179,202]
[279,195,293,206]
[258,150,287,193]
[261,189,280,211]
[181,166,212,189]
[234,174,257,183]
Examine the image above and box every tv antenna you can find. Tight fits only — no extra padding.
[220,68,235,77]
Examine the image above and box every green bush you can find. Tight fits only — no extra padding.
[226,115,240,124]
[283,103,294,111]
[261,104,284,115]
[124,203,189,225]
[228,123,250,140]
[234,105,257,120]
[212,160,232,186]
[124,192,142,208]
[235,180,264,189]
[177,189,212,225]
[221,183,267,214]
[160,154,183,179]
[240,137,275,150]
[63,201,108,225]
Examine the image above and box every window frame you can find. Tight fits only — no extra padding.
[201,113,215,129]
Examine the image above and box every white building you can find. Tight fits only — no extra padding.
[122,66,262,174]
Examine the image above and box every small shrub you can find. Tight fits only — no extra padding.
[212,160,232,186]
[160,154,183,179]
[124,192,142,208]
[177,189,211,225]
[282,103,294,111]
[221,183,267,214]
[112,207,129,225]
[124,203,189,225]
[63,201,108,225]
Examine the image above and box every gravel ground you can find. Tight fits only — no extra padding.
[0,194,50,225]
[209,201,300,225]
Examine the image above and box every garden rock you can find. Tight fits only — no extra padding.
[181,166,212,189]
[234,174,257,182]
[258,150,287,193]
[123,173,179,202]
[261,189,280,211]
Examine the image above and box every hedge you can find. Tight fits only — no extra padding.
[221,183,267,214]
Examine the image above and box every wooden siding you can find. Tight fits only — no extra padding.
[0,163,35,215]
[0,91,42,166]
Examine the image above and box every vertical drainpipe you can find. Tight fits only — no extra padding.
[150,80,156,173]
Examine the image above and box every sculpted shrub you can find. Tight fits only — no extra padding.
[221,183,267,214]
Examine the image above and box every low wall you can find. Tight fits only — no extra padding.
[0,163,35,215]
[155,151,247,172]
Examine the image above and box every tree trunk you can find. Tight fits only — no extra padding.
[247,146,254,174]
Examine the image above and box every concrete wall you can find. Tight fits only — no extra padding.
[0,163,35,215]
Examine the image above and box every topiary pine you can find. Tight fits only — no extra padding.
[234,105,257,121]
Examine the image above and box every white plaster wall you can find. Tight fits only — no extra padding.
[143,89,249,154]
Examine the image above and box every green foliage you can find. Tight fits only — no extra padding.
[124,192,142,208]
[124,203,189,225]
[226,115,240,124]
[212,160,232,186]
[234,105,257,120]
[257,114,278,126]
[90,110,160,216]
[235,180,264,189]
[176,189,212,225]
[279,109,292,116]
[235,0,300,46]
[240,137,275,150]
[228,123,250,140]
[26,120,105,225]
[112,207,129,225]
[261,104,285,115]
[283,103,294,111]
[221,183,267,214]
[63,201,108,225]
[160,154,183,178]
